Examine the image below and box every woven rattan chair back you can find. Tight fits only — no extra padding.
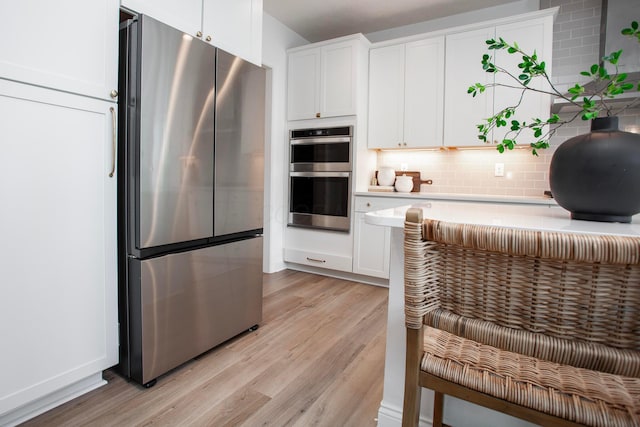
[402,208,640,427]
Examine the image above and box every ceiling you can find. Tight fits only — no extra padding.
[263,0,524,42]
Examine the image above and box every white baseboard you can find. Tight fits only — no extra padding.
[377,401,432,427]
[284,262,390,287]
[0,373,106,427]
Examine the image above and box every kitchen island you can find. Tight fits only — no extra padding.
[366,201,640,427]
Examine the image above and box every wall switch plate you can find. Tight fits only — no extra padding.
[494,163,504,177]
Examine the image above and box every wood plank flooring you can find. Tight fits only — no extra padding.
[21,270,389,427]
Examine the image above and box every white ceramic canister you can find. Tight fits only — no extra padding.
[395,174,414,193]
[377,167,396,186]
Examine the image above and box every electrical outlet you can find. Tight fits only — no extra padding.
[494,163,505,177]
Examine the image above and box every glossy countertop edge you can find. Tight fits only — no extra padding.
[364,201,640,237]
[354,191,557,206]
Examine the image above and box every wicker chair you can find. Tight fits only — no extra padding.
[402,208,640,427]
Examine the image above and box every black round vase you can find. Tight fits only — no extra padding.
[549,116,640,223]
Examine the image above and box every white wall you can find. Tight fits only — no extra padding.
[262,13,307,273]
[365,0,540,42]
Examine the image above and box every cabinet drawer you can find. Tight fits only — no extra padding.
[284,248,352,273]
[354,196,413,212]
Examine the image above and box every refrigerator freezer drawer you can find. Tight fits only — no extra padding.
[126,237,263,385]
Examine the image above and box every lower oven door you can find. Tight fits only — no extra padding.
[288,171,351,232]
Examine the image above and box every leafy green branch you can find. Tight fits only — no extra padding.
[467,20,640,156]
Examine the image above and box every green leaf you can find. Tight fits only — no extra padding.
[616,73,628,82]
[582,111,599,120]
[599,66,608,77]
[591,64,599,74]
[497,144,505,154]
[580,71,591,77]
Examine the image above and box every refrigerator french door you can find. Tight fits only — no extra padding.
[118,15,265,387]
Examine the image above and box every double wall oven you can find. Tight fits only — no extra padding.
[288,126,352,232]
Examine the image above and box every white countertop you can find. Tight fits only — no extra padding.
[355,191,557,206]
[365,201,640,237]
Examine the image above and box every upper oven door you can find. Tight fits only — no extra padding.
[290,136,352,172]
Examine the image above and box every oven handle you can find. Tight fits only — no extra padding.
[290,137,351,145]
[290,171,351,178]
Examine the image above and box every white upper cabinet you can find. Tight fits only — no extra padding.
[288,48,321,120]
[368,45,405,149]
[287,35,368,121]
[368,37,445,149]
[121,0,263,65]
[203,0,262,65]
[120,0,201,38]
[320,41,358,118]
[444,15,553,147]
[0,0,119,101]
[443,26,496,147]
[491,18,552,145]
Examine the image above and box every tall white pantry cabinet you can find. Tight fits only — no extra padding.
[0,0,120,424]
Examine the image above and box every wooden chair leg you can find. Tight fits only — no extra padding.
[402,328,424,427]
[433,391,444,427]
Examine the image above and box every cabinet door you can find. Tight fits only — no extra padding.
[404,36,445,147]
[0,80,118,414]
[202,0,263,65]
[287,48,321,121]
[0,0,119,101]
[320,40,357,118]
[493,18,552,146]
[444,27,495,147]
[368,44,405,149]
[353,212,390,278]
[121,0,202,37]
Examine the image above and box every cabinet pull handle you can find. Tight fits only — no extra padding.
[109,107,116,178]
[110,89,118,99]
[315,112,321,118]
[366,202,371,207]
[196,31,203,38]
[206,35,212,42]
[306,257,326,263]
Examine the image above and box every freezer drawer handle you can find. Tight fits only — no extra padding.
[109,106,116,178]
[306,257,326,263]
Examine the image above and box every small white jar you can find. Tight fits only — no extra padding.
[377,167,396,186]
[395,175,414,193]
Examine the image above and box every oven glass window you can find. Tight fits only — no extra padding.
[290,176,349,217]
[291,143,350,164]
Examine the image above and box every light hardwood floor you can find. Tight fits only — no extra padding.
[22,270,389,427]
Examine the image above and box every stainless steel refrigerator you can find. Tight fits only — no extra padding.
[117,15,265,387]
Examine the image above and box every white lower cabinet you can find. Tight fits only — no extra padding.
[0,80,118,421]
[353,212,390,279]
[352,196,413,279]
[283,226,354,274]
